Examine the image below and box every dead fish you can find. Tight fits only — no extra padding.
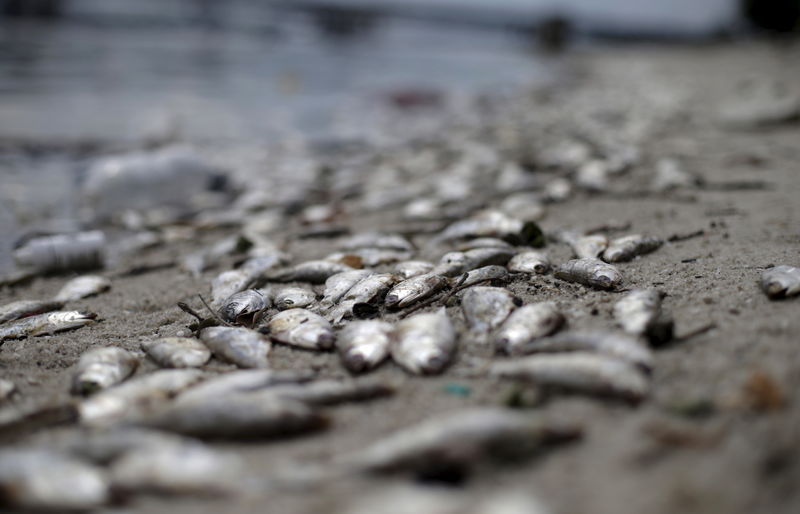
[0,299,64,325]
[142,337,212,368]
[385,273,448,309]
[566,233,608,259]
[554,258,623,290]
[178,369,315,403]
[391,308,456,375]
[135,396,326,440]
[0,310,97,342]
[511,330,654,370]
[337,320,393,373]
[602,234,662,263]
[461,286,518,335]
[334,407,580,474]
[274,286,317,310]
[218,289,269,326]
[433,247,515,277]
[266,260,355,284]
[543,177,573,202]
[341,232,414,252]
[459,265,509,287]
[53,275,111,303]
[329,273,398,324]
[490,352,649,401]
[250,378,394,406]
[0,449,109,510]
[652,158,701,191]
[13,231,105,273]
[499,193,547,222]
[0,379,17,404]
[456,238,514,251]
[436,210,523,243]
[210,269,251,309]
[110,441,243,496]
[327,248,413,267]
[613,289,663,336]
[320,269,375,310]
[79,369,206,426]
[575,159,610,191]
[199,326,270,368]
[181,235,251,277]
[266,309,335,350]
[393,261,435,279]
[761,265,800,299]
[72,347,139,396]
[507,251,551,274]
[495,302,565,355]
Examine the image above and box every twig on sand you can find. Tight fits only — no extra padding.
[399,273,479,319]
[198,294,233,327]
[177,302,204,322]
[676,322,717,342]
[668,230,706,243]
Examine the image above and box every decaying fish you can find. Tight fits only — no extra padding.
[239,251,292,279]
[613,289,663,336]
[218,289,268,326]
[334,407,580,474]
[337,320,393,373]
[0,379,17,403]
[461,286,519,335]
[181,235,252,278]
[327,248,413,267]
[0,449,109,510]
[320,269,375,310]
[53,275,111,302]
[459,265,509,288]
[210,269,251,308]
[433,247,515,277]
[0,299,64,324]
[72,347,139,396]
[141,336,211,368]
[566,233,608,259]
[393,261,435,279]
[761,265,800,299]
[575,159,610,191]
[507,251,551,274]
[329,273,398,324]
[436,210,523,243]
[266,309,335,350]
[342,232,414,252]
[391,308,456,375]
[199,326,270,368]
[178,369,315,403]
[136,396,326,440]
[511,330,654,370]
[79,369,206,426]
[602,234,663,263]
[495,302,564,355]
[554,258,623,290]
[274,286,317,310]
[384,273,448,309]
[13,231,106,273]
[266,260,355,284]
[0,310,97,342]
[491,352,649,401]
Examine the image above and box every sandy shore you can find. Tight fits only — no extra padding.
[1,41,800,514]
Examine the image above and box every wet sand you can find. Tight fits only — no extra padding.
[2,41,800,513]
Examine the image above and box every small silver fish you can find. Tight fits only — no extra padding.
[436,210,523,243]
[567,233,608,259]
[384,273,448,309]
[0,299,64,324]
[53,275,111,302]
[761,265,800,299]
[490,352,649,401]
[218,289,269,326]
[511,330,654,370]
[613,289,663,336]
[181,235,249,278]
[337,320,393,373]
[72,347,139,396]
[136,396,327,440]
[329,273,398,324]
[199,326,270,368]
[79,369,206,426]
[141,337,212,368]
[0,379,17,404]
[13,231,105,273]
[320,269,375,310]
[267,308,335,350]
[495,302,564,355]
[390,308,456,375]
[461,286,518,335]
[575,159,610,191]
[178,369,315,403]
[507,251,551,274]
[327,248,413,267]
[554,258,623,290]
[267,260,355,284]
[433,247,515,277]
[210,269,251,308]
[334,407,580,474]
[456,238,513,251]
[274,286,317,310]
[239,251,292,279]
[602,234,663,263]
[393,260,435,279]
[459,265,509,288]
[0,449,109,510]
[0,310,97,342]
[341,232,414,252]
[250,378,394,406]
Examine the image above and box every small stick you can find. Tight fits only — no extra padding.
[676,322,717,342]
[668,230,706,243]
[398,273,472,319]
[198,294,233,327]
[177,302,204,322]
